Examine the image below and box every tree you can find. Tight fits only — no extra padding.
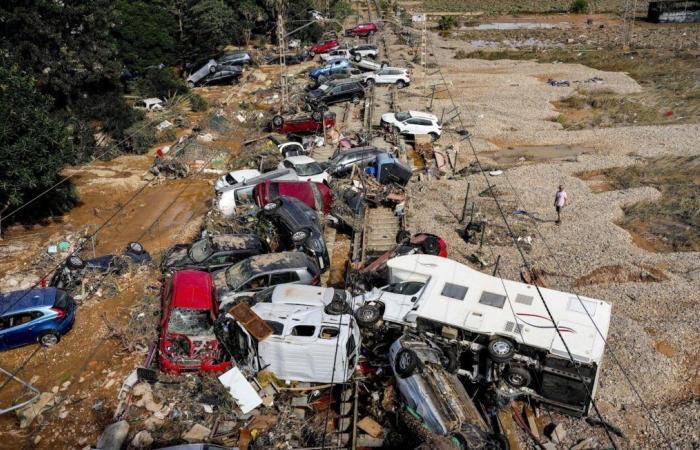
[0,67,81,230]
[180,0,236,63]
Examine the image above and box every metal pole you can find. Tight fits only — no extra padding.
[479,223,486,250]
[492,255,501,276]
[460,182,470,223]
[469,202,475,224]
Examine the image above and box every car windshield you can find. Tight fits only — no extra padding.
[168,309,213,335]
[395,111,411,121]
[295,161,323,176]
[234,185,255,205]
[188,239,212,263]
[226,260,253,289]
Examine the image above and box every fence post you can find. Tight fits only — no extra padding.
[492,255,501,276]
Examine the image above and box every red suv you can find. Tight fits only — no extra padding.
[346,23,378,37]
[254,180,332,214]
[159,271,231,374]
[271,111,336,134]
[310,39,339,55]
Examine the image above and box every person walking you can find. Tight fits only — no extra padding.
[554,185,567,224]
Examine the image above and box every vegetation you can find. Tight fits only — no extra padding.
[418,0,645,14]
[578,156,700,252]
[554,89,663,129]
[438,16,459,31]
[569,0,589,13]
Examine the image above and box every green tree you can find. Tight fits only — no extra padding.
[180,0,236,62]
[0,67,81,228]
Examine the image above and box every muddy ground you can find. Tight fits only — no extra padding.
[390,7,699,449]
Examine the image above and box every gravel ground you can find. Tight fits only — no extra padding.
[387,21,700,450]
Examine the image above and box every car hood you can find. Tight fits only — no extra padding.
[381,113,398,124]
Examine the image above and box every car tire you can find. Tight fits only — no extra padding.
[504,364,532,388]
[487,336,516,363]
[366,78,375,87]
[355,303,381,328]
[263,199,282,213]
[429,132,439,142]
[351,94,360,104]
[353,53,362,62]
[395,229,410,244]
[392,125,401,135]
[39,331,60,347]
[272,115,284,128]
[66,255,86,270]
[187,81,195,89]
[311,109,324,122]
[127,241,145,255]
[395,348,419,378]
[396,80,406,89]
[441,347,460,373]
[324,299,352,316]
[421,236,441,255]
[209,64,217,73]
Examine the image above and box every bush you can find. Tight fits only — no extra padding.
[131,68,188,99]
[189,94,208,112]
[570,0,588,13]
[122,121,156,154]
[437,15,458,30]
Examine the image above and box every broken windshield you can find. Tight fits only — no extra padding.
[295,161,323,176]
[189,239,212,263]
[226,260,253,289]
[168,309,213,335]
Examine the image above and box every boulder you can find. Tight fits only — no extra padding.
[96,420,129,450]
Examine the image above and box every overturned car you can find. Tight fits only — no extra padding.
[161,234,268,273]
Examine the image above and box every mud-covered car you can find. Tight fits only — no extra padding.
[161,234,268,272]
[212,252,321,309]
[271,111,336,135]
[390,335,503,449]
[50,242,151,290]
[259,196,330,273]
[159,270,232,373]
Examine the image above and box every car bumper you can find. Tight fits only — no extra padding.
[159,354,232,374]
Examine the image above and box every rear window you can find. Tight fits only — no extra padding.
[53,290,70,309]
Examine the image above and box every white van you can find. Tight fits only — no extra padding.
[219,290,361,383]
[353,254,612,416]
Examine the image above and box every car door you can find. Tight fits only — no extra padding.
[1,312,42,349]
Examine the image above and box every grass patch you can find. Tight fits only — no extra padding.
[461,48,700,127]
[579,156,700,252]
[419,0,644,14]
[553,89,664,128]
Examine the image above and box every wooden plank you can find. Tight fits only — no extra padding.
[228,303,273,341]
[357,416,384,438]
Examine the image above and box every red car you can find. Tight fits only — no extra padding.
[310,39,339,55]
[271,111,336,135]
[254,180,332,214]
[159,271,231,374]
[346,23,378,37]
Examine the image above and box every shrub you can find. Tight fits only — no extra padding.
[570,0,588,13]
[437,15,458,30]
[189,94,208,112]
[131,68,188,99]
[122,121,156,154]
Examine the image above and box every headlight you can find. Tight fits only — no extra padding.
[292,230,308,242]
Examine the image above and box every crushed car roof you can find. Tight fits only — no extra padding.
[171,270,214,309]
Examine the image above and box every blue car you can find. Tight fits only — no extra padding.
[310,58,351,80]
[0,288,76,350]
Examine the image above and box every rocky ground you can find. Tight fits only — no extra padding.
[388,9,699,450]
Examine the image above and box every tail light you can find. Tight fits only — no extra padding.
[51,308,66,320]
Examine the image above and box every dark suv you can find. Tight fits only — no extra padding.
[259,196,330,273]
[306,80,365,110]
[324,146,386,177]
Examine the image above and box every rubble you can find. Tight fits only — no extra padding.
[182,423,211,442]
[96,421,130,450]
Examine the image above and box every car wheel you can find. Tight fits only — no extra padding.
[395,348,419,378]
[263,199,282,213]
[392,125,401,135]
[421,236,441,255]
[355,303,381,328]
[324,299,352,316]
[311,109,324,122]
[353,53,362,62]
[127,241,145,255]
[272,115,284,128]
[39,331,60,347]
[187,81,195,89]
[66,255,86,270]
[487,336,516,363]
[396,80,406,89]
[504,364,532,388]
[366,78,375,87]
[429,132,439,142]
[351,94,360,104]
[441,347,460,373]
[291,227,311,243]
[395,229,410,244]
[209,64,217,73]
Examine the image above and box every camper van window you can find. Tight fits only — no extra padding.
[266,321,284,335]
[515,294,533,305]
[292,325,316,337]
[385,281,424,295]
[441,283,468,300]
[478,291,507,308]
[320,327,339,339]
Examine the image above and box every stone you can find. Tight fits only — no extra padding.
[96,420,130,450]
[60,381,71,391]
[144,417,164,431]
[131,430,154,448]
[202,404,213,414]
[571,437,598,450]
[182,424,211,442]
[17,392,55,428]
[547,423,566,444]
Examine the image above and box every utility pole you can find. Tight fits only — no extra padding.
[420,14,428,105]
[276,0,288,107]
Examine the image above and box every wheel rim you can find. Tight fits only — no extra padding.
[42,334,58,346]
[508,373,525,386]
[359,307,376,322]
[398,352,412,371]
[491,341,512,356]
[69,256,82,266]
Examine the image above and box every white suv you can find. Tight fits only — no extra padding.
[380,110,442,141]
[350,44,379,59]
[320,48,352,62]
[363,67,410,88]
[277,155,330,184]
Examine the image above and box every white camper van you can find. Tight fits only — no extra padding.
[353,254,612,416]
